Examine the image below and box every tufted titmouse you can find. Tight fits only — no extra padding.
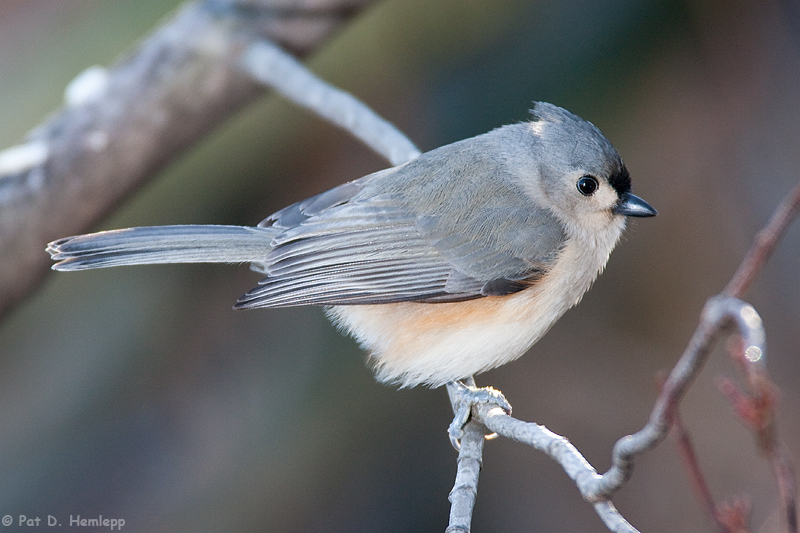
[48,102,656,388]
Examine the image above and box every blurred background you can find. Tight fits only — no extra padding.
[1,0,799,531]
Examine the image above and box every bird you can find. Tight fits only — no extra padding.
[48,102,656,393]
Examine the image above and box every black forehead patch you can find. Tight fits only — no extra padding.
[608,165,631,196]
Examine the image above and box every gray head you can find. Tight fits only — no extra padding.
[506,102,655,236]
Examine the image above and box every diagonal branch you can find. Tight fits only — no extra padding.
[240,40,421,166]
[475,403,639,532]
[724,181,800,299]
[588,295,768,499]
[0,0,376,319]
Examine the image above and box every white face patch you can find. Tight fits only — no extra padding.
[580,177,621,218]
[537,169,622,234]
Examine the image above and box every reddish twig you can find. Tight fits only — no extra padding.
[717,498,752,533]
[724,181,800,298]
[716,337,798,533]
[673,409,752,533]
[656,369,723,527]
[667,177,800,533]
[773,446,799,533]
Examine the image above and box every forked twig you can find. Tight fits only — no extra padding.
[672,407,751,533]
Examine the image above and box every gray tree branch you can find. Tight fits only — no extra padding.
[445,419,486,533]
[240,40,421,166]
[466,296,770,533]
[0,0,375,318]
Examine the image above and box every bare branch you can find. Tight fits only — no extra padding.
[661,178,800,533]
[719,340,798,533]
[476,405,600,493]
[457,296,766,532]
[476,404,639,533]
[672,408,748,533]
[772,444,798,533]
[592,502,640,533]
[588,295,767,499]
[445,419,487,533]
[724,180,800,298]
[240,40,421,165]
[0,0,375,318]
[446,376,487,532]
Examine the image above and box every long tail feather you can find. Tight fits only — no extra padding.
[48,225,275,271]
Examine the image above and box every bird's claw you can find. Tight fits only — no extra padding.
[446,381,511,450]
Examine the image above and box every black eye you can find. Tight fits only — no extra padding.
[577,176,599,196]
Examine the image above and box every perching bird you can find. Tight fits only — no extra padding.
[48,102,656,389]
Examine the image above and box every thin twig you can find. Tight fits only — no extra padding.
[476,403,639,532]
[656,368,728,526]
[446,376,488,532]
[679,177,800,533]
[582,178,800,502]
[445,420,486,533]
[672,410,744,532]
[466,296,775,531]
[586,296,766,499]
[773,445,799,533]
[718,340,798,533]
[724,181,800,298]
[240,40,421,166]
[592,502,640,533]
[657,180,800,533]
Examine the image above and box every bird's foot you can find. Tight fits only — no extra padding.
[446,380,511,450]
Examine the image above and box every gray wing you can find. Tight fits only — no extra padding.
[239,181,461,307]
[237,131,566,308]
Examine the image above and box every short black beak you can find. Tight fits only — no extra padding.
[613,192,657,217]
